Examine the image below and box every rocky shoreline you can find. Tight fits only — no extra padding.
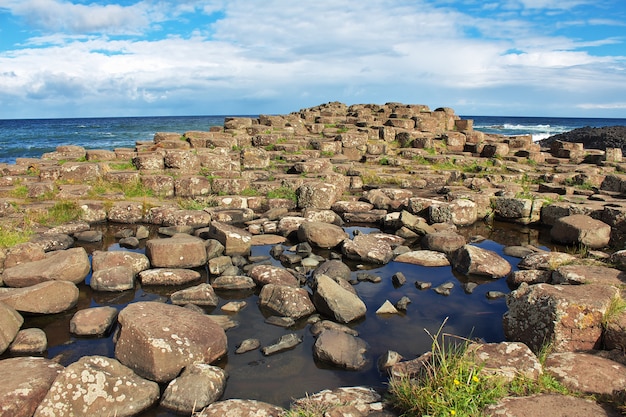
[1,101,626,416]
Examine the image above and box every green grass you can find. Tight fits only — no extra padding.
[386,321,577,417]
[267,186,297,201]
[109,160,136,170]
[9,185,28,198]
[602,294,626,328]
[177,198,206,210]
[0,224,33,248]
[36,200,83,226]
[240,187,261,197]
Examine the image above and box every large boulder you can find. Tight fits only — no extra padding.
[550,214,611,249]
[450,245,511,278]
[0,357,64,417]
[0,302,23,354]
[0,281,79,314]
[2,247,90,287]
[145,234,208,268]
[421,231,466,254]
[503,283,618,353]
[34,356,159,417]
[312,274,366,323]
[115,302,227,382]
[90,266,135,291]
[313,329,368,370]
[258,284,316,320]
[297,221,348,249]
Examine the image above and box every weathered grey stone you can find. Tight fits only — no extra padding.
[258,284,316,319]
[90,266,135,291]
[503,283,617,353]
[91,250,150,276]
[0,357,64,417]
[310,320,359,337]
[3,242,46,269]
[107,201,145,223]
[550,214,611,249]
[2,247,90,287]
[506,269,552,288]
[493,197,543,224]
[0,302,23,354]
[235,338,260,354]
[517,251,576,270]
[297,221,348,249]
[312,274,366,323]
[115,302,228,382]
[291,386,383,416]
[313,329,368,370]
[313,260,352,282]
[195,399,285,417]
[8,328,47,354]
[146,234,208,268]
[70,306,118,336]
[138,268,201,286]
[262,333,303,355]
[34,356,159,417]
[161,364,227,414]
[0,281,79,314]
[545,352,626,395]
[450,244,512,278]
[170,283,219,307]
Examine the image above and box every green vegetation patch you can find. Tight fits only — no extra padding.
[267,186,297,201]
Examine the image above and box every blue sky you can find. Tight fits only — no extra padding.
[0,0,625,119]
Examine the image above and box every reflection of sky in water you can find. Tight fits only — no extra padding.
[14,224,536,415]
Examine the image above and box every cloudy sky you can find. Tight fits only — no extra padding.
[0,0,625,119]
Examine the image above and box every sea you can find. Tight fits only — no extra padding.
[0,114,625,164]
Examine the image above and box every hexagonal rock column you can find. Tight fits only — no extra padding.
[115,302,227,383]
[450,244,512,278]
[550,214,611,249]
[503,283,618,353]
[206,221,252,256]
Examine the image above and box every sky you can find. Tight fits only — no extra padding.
[0,0,625,119]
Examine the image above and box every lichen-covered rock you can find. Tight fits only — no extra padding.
[34,356,159,417]
[296,182,338,210]
[394,250,450,267]
[291,386,383,416]
[8,328,47,354]
[258,284,316,319]
[484,394,621,417]
[161,364,227,414]
[249,265,299,287]
[551,265,626,286]
[550,214,611,249]
[493,197,543,224]
[503,283,617,353]
[421,231,466,254]
[342,233,394,265]
[469,342,542,382]
[517,251,576,270]
[138,268,201,286]
[195,399,285,417]
[91,250,150,276]
[544,352,626,395]
[90,266,135,291]
[107,201,145,223]
[115,302,227,383]
[450,244,511,278]
[0,357,64,417]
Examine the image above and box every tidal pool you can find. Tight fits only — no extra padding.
[10,220,557,416]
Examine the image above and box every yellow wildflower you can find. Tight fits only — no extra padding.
[450,410,457,416]
[453,379,460,386]
[472,375,480,383]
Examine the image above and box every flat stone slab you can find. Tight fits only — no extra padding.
[552,264,626,286]
[484,394,621,417]
[469,341,542,382]
[195,399,285,417]
[70,306,118,336]
[545,352,626,395]
[394,250,450,266]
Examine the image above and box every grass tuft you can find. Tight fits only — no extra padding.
[267,186,297,202]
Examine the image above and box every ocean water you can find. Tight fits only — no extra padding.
[0,114,625,164]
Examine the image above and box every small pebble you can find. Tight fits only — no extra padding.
[395,296,411,311]
[415,281,432,290]
[486,291,506,300]
[463,282,478,294]
[392,272,407,287]
[235,338,261,354]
